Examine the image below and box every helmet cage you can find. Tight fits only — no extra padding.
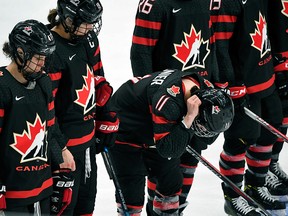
[191,117,219,137]
[191,88,234,138]
[58,0,103,35]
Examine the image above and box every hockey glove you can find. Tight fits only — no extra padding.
[275,71,288,99]
[95,111,119,154]
[0,183,6,210]
[228,85,249,113]
[95,76,113,107]
[51,169,74,216]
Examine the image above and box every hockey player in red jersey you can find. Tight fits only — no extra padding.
[265,0,288,199]
[109,69,234,215]
[46,0,117,215]
[0,19,59,215]
[211,0,286,215]
[130,0,220,214]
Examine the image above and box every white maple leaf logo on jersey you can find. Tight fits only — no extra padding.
[74,65,96,114]
[173,25,210,71]
[250,12,271,58]
[282,0,288,17]
[10,114,48,163]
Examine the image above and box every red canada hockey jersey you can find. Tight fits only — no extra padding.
[211,0,275,98]
[48,31,104,153]
[131,0,218,81]
[0,68,53,208]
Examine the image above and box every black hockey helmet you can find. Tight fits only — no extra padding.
[9,19,55,60]
[191,88,234,138]
[9,19,55,80]
[57,0,103,35]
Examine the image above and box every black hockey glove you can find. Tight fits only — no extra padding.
[51,169,74,216]
[275,71,288,99]
[0,183,6,210]
[95,111,119,154]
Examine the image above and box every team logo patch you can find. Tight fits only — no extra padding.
[173,25,210,71]
[74,65,96,115]
[167,85,180,97]
[212,105,220,114]
[23,26,33,36]
[250,12,271,58]
[10,114,48,163]
[282,0,288,17]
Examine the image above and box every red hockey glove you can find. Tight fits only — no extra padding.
[51,169,74,216]
[95,111,119,154]
[95,76,113,107]
[0,184,6,210]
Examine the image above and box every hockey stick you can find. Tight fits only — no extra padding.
[101,148,130,216]
[244,107,288,143]
[185,145,272,216]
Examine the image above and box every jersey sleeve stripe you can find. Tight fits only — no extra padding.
[93,46,100,57]
[48,72,62,81]
[48,117,55,127]
[0,109,4,117]
[152,114,170,124]
[48,101,54,111]
[93,61,103,71]
[155,95,169,111]
[214,32,233,40]
[135,18,162,30]
[132,36,158,46]
[154,132,169,141]
[211,15,237,23]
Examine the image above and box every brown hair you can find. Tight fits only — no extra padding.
[47,9,60,28]
[2,42,13,60]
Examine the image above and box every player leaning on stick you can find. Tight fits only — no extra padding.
[0,19,62,215]
[211,0,286,215]
[46,0,118,215]
[109,69,234,215]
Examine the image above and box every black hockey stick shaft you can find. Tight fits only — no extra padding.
[244,107,288,143]
[186,145,271,216]
[101,149,130,216]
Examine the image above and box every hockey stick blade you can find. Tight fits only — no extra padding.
[101,149,130,216]
[244,107,288,143]
[186,145,272,216]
